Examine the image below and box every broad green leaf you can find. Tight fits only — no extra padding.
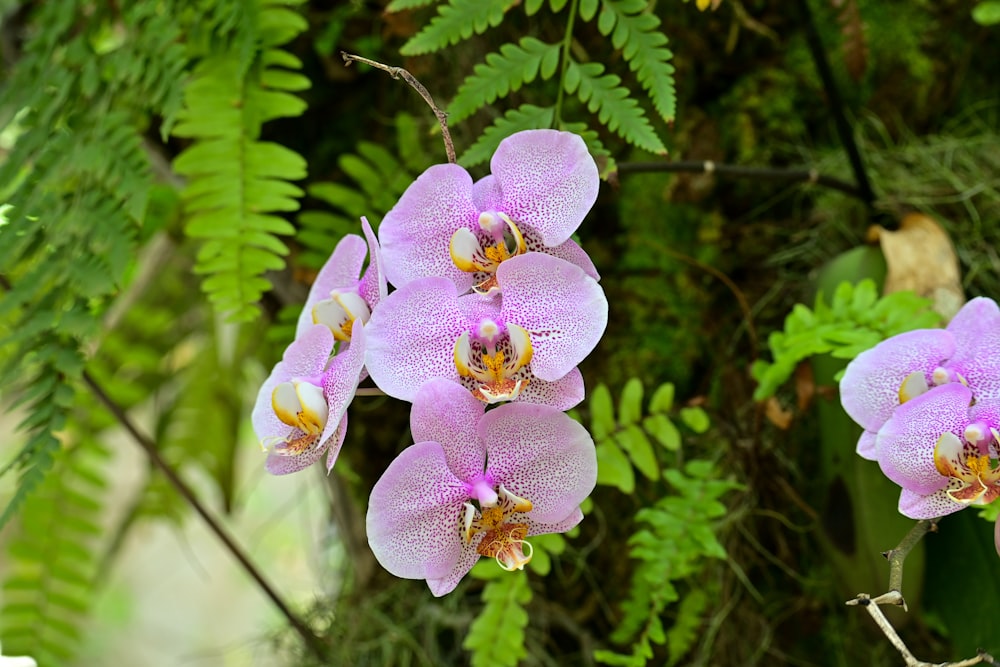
[679,407,710,434]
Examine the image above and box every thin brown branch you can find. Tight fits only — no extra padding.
[617,160,867,201]
[845,519,996,667]
[82,371,331,662]
[341,52,456,164]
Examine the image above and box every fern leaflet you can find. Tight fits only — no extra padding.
[449,38,561,124]
[463,570,531,667]
[399,0,519,56]
[564,58,666,154]
[172,0,310,321]
[386,0,440,9]
[597,0,676,122]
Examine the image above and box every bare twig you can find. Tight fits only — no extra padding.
[341,52,456,164]
[82,371,331,662]
[846,519,997,667]
[616,160,867,201]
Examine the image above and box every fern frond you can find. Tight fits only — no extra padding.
[459,104,556,167]
[463,571,531,667]
[564,58,666,154]
[597,0,676,123]
[386,0,440,10]
[449,38,561,124]
[172,0,310,321]
[0,439,109,665]
[399,0,519,56]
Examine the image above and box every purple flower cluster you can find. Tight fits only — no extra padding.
[840,298,1000,530]
[252,130,605,593]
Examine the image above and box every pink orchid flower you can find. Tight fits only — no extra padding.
[251,324,366,474]
[364,253,607,410]
[366,378,597,596]
[379,129,600,295]
[875,383,1000,519]
[841,297,1000,459]
[295,217,387,343]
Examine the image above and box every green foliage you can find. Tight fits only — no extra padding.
[0,440,109,665]
[750,280,941,401]
[449,38,561,124]
[390,0,673,167]
[400,0,519,56]
[596,0,676,123]
[589,379,706,493]
[973,1,1000,25]
[463,570,532,667]
[595,460,739,666]
[172,0,310,322]
[0,0,190,528]
[298,113,435,269]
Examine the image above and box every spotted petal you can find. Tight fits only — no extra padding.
[897,487,967,520]
[840,329,955,432]
[364,277,499,401]
[945,297,1000,400]
[295,234,368,339]
[379,164,478,292]
[856,430,878,460]
[482,403,597,524]
[319,321,368,471]
[488,129,599,247]
[410,378,487,481]
[358,216,388,309]
[265,414,347,476]
[498,253,607,382]
[876,383,972,495]
[367,441,471,583]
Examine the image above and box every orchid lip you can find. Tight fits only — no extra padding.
[449,212,527,278]
[934,431,1000,506]
[898,371,929,404]
[271,380,328,434]
[313,289,370,341]
[454,323,534,404]
[461,484,536,570]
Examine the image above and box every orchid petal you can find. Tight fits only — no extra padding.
[410,378,487,481]
[538,236,600,281]
[945,297,1000,400]
[319,321,367,456]
[876,383,972,495]
[379,164,478,292]
[856,430,877,460]
[265,419,336,476]
[513,366,586,411]
[525,507,584,536]
[840,329,955,432]
[490,129,599,247]
[367,441,471,582]
[357,216,388,308]
[426,533,485,597]
[326,412,349,473]
[898,487,966,520]
[365,277,499,401]
[482,403,597,523]
[295,235,368,339]
[498,254,607,381]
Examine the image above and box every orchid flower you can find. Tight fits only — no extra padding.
[379,129,600,296]
[875,383,1000,519]
[366,378,597,596]
[295,217,386,343]
[251,323,366,474]
[364,253,607,410]
[840,297,1000,459]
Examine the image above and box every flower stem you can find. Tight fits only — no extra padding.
[552,0,580,129]
[884,518,936,602]
[341,52,456,164]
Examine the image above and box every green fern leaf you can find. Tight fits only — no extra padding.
[597,0,676,122]
[463,571,531,667]
[1,440,109,665]
[564,58,666,154]
[400,0,519,56]
[450,38,561,124]
[386,0,440,10]
[172,2,309,321]
[458,104,556,167]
